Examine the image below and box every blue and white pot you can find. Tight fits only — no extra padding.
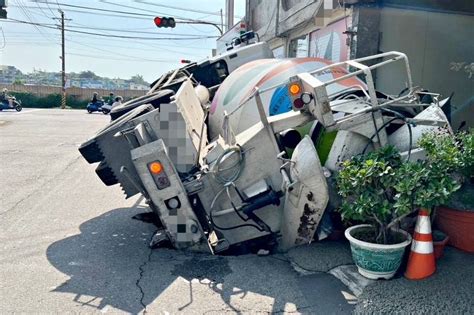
[345,224,412,280]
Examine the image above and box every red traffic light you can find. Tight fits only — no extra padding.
[154,17,162,26]
[154,16,176,28]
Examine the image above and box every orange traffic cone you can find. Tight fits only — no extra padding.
[405,208,436,280]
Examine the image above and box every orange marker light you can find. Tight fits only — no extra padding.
[289,83,301,95]
[149,162,163,174]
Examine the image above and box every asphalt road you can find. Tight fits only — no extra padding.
[1,109,473,314]
[0,109,355,314]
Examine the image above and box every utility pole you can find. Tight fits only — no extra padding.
[225,0,234,31]
[52,9,67,109]
[220,9,223,34]
[59,9,66,109]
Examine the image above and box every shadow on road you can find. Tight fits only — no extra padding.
[46,206,343,313]
[46,206,157,313]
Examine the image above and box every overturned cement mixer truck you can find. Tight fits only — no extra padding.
[79,41,452,254]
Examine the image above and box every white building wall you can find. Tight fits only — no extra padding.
[247,0,351,59]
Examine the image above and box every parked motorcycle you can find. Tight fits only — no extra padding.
[0,97,22,112]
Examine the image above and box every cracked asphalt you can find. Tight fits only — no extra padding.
[1,109,472,314]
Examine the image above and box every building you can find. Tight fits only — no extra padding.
[0,65,23,84]
[245,0,474,130]
[128,82,149,91]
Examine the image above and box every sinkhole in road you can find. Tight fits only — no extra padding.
[132,210,278,256]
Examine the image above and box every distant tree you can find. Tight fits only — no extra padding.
[79,70,99,80]
[13,78,24,85]
[130,74,147,85]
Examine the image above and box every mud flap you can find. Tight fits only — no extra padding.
[280,136,329,251]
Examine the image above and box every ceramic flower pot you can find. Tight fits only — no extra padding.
[345,224,412,280]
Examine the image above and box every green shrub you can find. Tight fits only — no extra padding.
[418,130,473,180]
[457,130,474,180]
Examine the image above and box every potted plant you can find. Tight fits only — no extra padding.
[420,130,474,253]
[337,146,413,279]
[337,144,460,280]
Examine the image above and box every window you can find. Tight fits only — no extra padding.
[288,35,309,58]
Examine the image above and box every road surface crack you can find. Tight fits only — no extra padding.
[135,232,155,314]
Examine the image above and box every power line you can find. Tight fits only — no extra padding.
[31,1,154,17]
[60,24,214,37]
[2,41,61,46]
[13,0,50,39]
[97,0,222,36]
[63,19,211,57]
[64,21,223,37]
[61,28,218,40]
[30,1,222,24]
[5,18,219,40]
[35,0,54,19]
[3,30,212,51]
[63,30,212,50]
[66,37,206,58]
[66,39,184,63]
[12,0,60,47]
[0,36,209,58]
[45,1,58,18]
[67,21,156,31]
[132,0,242,19]
[10,4,151,20]
[66,52,179,63]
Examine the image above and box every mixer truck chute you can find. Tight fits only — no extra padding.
[79,50,451,254]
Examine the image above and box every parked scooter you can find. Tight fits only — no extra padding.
[0,97,22,112]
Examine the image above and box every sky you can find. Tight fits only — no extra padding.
[0,0,246,82]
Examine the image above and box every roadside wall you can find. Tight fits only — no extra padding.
[0,84,148,100]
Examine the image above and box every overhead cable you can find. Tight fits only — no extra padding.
[5,18,218,40]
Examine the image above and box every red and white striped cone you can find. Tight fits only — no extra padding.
[405,208,436,280]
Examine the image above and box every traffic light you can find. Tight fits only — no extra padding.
[0,0,7,19]
[154,17,176,28]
